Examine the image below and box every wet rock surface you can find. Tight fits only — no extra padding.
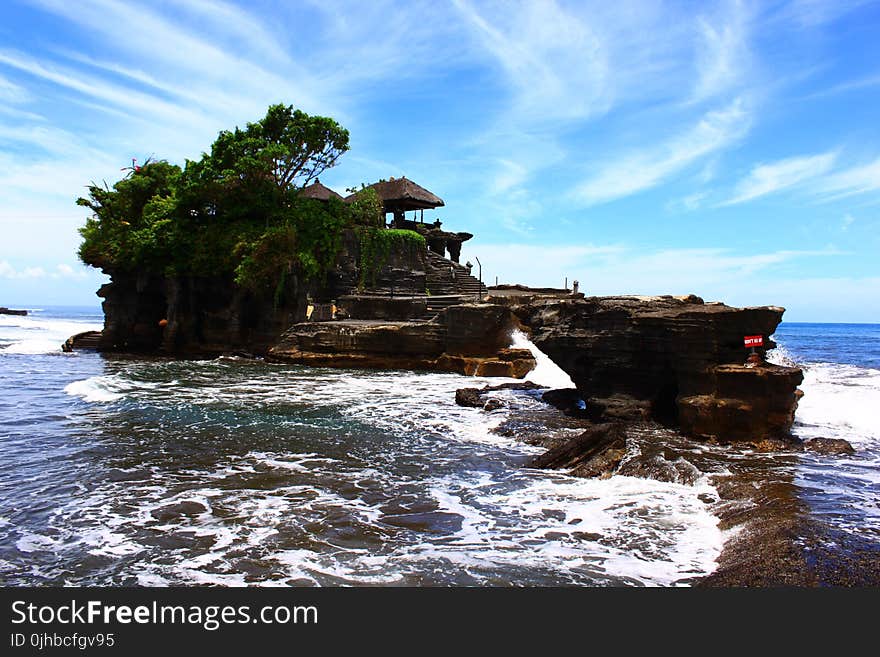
[470,382,880,586]
[528,424,628,479]
[804,437,856,455]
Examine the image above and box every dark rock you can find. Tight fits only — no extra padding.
[483,398,505,411]
[0,307,27,316]
[338,295,427,320]
[618,454,702,485]
[678,364,804,442]
[150,501,208,522]
[456,380,546,409]
[528,423,627,479]
[747,437,803,453]
[586,395,652,422]
[541,388,583,414]
[480,381,547,393]
[804,437,856,455]
[455,388,483,407]
[91,228,428,357]
[505,295,803,441]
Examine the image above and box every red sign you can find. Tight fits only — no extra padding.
[744,335,764,348]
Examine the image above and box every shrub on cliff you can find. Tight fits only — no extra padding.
[77,104,352,294]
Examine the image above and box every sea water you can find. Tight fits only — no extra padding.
[0,308,877,585]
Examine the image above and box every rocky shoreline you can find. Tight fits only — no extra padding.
[454,381,872,586]
[75,224,852,585]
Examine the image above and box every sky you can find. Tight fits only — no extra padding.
[0,0,878,322]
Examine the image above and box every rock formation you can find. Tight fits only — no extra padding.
[528,423,628,479]
[93,229,426,357]
[503,294,803,442]
[267,304,536,378]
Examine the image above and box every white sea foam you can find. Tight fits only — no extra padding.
[0,313,102,355]
[794,362,880,444]
[510,330,576,389]
[64,376,125,402]
[8,349,727,586]
[769,338,880,533]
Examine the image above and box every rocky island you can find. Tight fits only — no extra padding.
[69,103,867,586]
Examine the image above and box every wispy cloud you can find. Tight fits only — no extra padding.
[808,72,880,99]
[0,261,46,279]
[691,1,752,103]
[468,242,841,297]
[0,73,29,103]
[815,157,880,201]
[452,0,611,123]
[573,98,751,205]
[721,150,837,205]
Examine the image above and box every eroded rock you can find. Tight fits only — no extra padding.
[805,437,856,455]
[528,423,627,479]
[505,295,804,441]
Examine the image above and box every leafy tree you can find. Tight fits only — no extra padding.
[77,105,353,295]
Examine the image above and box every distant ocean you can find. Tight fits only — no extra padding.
[0,307,877,586]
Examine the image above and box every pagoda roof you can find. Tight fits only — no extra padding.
[345,177,444,211]
[299,179,343,201]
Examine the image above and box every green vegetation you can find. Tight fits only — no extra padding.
[77,104,357,294]
[357,228,426,289]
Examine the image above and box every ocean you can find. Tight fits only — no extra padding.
[0,308,877,586]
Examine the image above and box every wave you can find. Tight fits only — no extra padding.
[510,330,576,389]
[64,376,125,403]
[0,314,102,355]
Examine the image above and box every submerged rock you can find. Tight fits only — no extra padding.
[455,388,482,407]
[150,501,208,522]
[804,437,856,455]
[618,454,703,485]
[455,380,547,408]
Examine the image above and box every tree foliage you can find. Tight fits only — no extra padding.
[77,104,356,295]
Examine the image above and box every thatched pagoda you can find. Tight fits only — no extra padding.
[345,176,472,263]
[346,176,443,227]
[299,179,343,202]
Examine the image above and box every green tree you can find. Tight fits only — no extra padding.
[77,105,353,292]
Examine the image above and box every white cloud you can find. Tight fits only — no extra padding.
[0,73,29,103]
[0,261,90,280]
[573,98,751,205]
[0,261,47,279]
[466,242,838,295]
[841,213,855,230]
[815,157,880,201]
[691,1,752,102]
[667,191,709,213]
[452,0,611,123]
[721,151,837,205]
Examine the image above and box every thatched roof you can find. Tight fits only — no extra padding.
[299,179,343,201]
[345,177,444,211]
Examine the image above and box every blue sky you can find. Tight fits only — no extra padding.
[0,0,878,321]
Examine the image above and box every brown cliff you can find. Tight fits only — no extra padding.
[504,294,803,442]
[267,304,535,378]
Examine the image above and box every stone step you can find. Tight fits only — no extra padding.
[62,330,102,352]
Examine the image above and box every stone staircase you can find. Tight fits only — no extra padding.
[62,330,102,352]
[425,250,487,301]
